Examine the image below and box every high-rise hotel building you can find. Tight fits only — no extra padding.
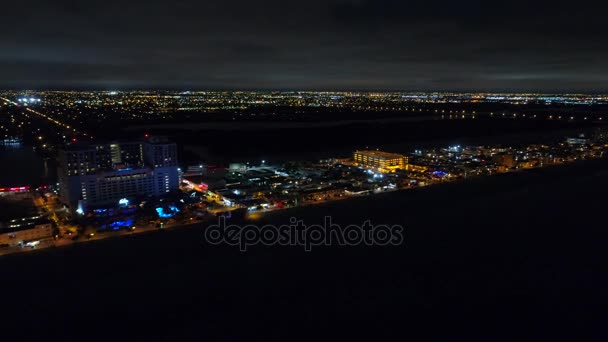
[58,136,179,214]
[353,150,408,172]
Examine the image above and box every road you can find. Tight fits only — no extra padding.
[0,95,91,138]
[0,211,211,257]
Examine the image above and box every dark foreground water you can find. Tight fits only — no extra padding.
[1,159,607,340]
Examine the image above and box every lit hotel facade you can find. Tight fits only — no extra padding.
[58,136,179,214]
[354,150,408,172]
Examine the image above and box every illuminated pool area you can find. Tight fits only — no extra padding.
[156,206,180,218]
[100,218,134,230]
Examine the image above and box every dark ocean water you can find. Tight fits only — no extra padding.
[1,159,607,340]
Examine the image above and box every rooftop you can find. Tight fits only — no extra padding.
[62,136,172,151]
[0,198,39,222]
[355,150,405,159]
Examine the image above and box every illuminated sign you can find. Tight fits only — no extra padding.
[0,186,29,193]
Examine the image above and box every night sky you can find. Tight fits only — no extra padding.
[2,0,607,91]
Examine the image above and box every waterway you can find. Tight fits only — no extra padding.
[0,144,56,188]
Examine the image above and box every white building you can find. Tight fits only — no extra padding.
[58,136,179,214]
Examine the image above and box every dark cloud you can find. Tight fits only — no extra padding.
[1,0,607,91]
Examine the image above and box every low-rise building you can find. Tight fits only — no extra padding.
[492,153,517,168]
[0,222,53,246]
[354,150,408,172]
[300,186,346,202]
[0,198,53,246]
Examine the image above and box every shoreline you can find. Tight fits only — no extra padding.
[3,155,607,259]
